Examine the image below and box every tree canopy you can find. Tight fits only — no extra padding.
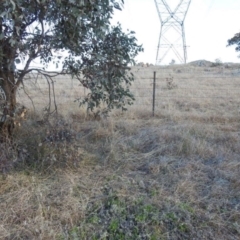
[0,0,143,125]
[227,32,240,57]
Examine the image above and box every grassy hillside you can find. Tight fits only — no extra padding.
[0,64,240,239]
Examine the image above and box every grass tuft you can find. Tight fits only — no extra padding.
[1,65,240,239]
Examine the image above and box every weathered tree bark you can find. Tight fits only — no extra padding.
[0,72,17,109]
[0,18,18,139]
[0,73,16,140]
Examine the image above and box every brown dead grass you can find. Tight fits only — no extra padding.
[1,64,240,239]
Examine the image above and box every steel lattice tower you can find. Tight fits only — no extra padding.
[154,0,191,65]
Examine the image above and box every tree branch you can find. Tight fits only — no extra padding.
[16,19,46,87]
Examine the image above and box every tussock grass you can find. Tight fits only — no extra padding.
[1,65,240,239]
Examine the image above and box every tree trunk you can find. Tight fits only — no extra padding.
[0,23,18,140]
[2,73,17,115]
[0,70,17,140]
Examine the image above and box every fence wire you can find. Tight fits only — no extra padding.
[17,70,240,117]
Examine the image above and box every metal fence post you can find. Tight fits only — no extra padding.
[152,71,156,117]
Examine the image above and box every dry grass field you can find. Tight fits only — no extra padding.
[1,62,240,239]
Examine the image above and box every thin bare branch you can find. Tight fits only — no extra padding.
[50,79,58,115]
[20,81,36,113]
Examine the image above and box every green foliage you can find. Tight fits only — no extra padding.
[169,59,176,65]
[227,32,240,57]
[73,24,143,113]
[0,0,143,115]
[60,194,195,239]
[211,58,223,67]
[82,195,163,239]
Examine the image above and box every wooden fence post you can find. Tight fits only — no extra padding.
[152,71,156,117]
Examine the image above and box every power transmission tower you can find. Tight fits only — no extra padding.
[154,0,191,65]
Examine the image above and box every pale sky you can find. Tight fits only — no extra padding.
[111,0,240,65]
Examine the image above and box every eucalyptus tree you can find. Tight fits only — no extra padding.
[0,0,143,127]
[228,32,240,57]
